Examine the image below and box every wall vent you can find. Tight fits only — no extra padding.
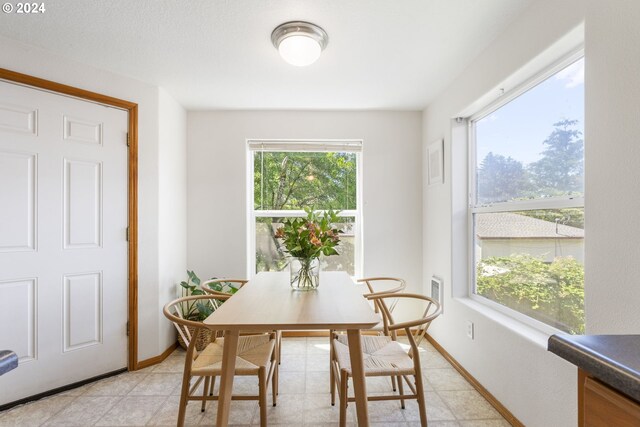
[431,276,443,313]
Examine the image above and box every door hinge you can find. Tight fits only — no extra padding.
[126,321,130,336]
[126,133,130,147]
[126,227,129,241]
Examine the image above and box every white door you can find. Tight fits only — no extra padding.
[0,80,128,405]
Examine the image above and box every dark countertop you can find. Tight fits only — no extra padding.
[548,334,640,402]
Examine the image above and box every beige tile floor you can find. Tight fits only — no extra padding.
[0,337,510,426]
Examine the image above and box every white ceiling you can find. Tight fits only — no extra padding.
[0,0,533,110]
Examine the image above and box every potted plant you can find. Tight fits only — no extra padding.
[274,208,342,290]
[177,270,217,350]
[203,280,241,295]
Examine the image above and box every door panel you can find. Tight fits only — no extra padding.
[0,151,36,251]
[63,115,103,146]
[0,102,37,134]
[0,80,128,404]
[63,158,102,249]
[63,272,102,352]
[0,278,36,362]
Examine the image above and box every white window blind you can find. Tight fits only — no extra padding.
[247,139,362,153]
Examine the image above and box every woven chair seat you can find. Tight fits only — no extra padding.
[192,334,275,376]
[333,334,414,377]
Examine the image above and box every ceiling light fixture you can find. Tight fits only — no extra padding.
[271,21,328,67]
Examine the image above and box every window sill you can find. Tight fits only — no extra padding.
[453,296,554,350]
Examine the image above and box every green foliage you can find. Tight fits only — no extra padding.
[477,255,584,334]
[178,270,217,321]
[254,151,357,210]
[274,208,342,259]
[205,280,240,295]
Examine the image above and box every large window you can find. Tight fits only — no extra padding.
[470,56,585,334]
[248,140,362,277]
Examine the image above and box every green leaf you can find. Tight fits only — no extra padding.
[195,301,214,319]
[323,247,339,256]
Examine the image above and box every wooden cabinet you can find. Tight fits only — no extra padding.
[579,369,640,427]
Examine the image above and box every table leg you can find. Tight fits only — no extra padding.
[216,330,239,427]
[347,329,369,426]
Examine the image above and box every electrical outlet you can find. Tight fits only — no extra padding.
[466,321,474,340]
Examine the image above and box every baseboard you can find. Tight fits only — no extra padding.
[425,334,525,427]
[135,342,178,370]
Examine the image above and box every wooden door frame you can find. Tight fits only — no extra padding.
[0,68,140,370]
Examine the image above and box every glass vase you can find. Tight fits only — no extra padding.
[290,257,320,291]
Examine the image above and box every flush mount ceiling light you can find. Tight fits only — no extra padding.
[271,21,328,67]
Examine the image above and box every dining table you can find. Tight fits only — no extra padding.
[204,271,381,426]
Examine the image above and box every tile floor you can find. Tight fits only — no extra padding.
[0,337,510,426]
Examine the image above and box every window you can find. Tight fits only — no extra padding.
[248,140,362,277]
[470,56,585,334]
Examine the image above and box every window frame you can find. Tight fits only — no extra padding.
[467,50,585,335]
[246,139,363,279]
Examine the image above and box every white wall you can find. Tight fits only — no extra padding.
[158,88,187,350]
[422,1,585,426]
[187,111,423,300]
[584,0,640,334]
[0,35,187,362]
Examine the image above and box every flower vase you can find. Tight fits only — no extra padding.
[290,257,320,291]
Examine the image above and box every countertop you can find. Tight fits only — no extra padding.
[548,334,640,402]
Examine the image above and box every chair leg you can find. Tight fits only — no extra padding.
[177,374,191,427]
[339,370,349,427]
[330,364,336,406]
[414,372,428,426]
[259,367,268,427]
[209,376,216,396]
[201,376,210,412]
[397,375,405,409]
[391,375,397,392]
[272,360,278,407]
[277,330,282,365]
[330,331,335,405]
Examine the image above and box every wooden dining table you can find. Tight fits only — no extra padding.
[204,271,380,426]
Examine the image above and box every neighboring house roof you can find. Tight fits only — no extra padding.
[476,213,584,239]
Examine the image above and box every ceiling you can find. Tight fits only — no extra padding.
[0,0,534,110]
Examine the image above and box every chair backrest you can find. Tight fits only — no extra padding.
[201,278,248,297]
[359,277,406,295]
[366,292,441,366]
[358,277,406,336]
[163,294,229,356]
